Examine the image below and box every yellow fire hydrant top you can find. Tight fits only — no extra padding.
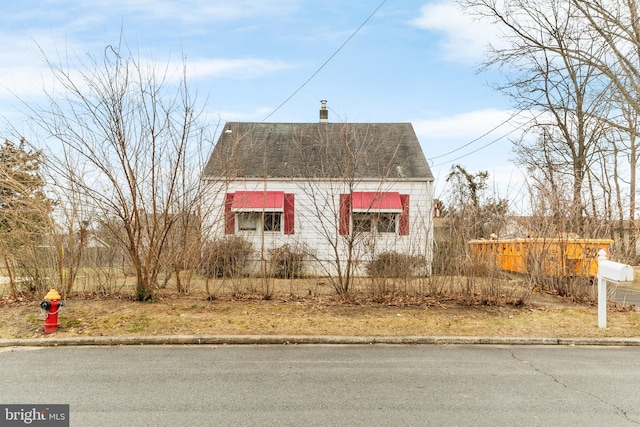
[44,289,61,300]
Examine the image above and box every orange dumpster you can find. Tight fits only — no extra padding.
[468,238,614,277]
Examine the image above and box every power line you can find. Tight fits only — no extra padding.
[432,5,640,167]
[428,108,528,161]
[429,73,579,167]
[430,109,546,167]
[262,0,388,122]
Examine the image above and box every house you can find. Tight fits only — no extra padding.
[201,101,435,276]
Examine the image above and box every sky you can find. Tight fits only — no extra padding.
[0,0,528,209]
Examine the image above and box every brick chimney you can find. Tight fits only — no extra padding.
[319,100,328,123]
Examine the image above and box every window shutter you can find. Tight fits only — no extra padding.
[284,193,295,234]
[399,194,409,235]
[339,194,351,235]
[224,193,235,234]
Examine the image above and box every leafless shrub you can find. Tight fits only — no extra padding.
[269,244,307,279]
[200,236,253,279]
[365,251,428,296]
[366,251,423,278]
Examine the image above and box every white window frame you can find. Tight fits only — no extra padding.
[236,211,282,233]
[352,212,397,234]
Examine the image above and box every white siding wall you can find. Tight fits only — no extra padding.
[203,178,434,276]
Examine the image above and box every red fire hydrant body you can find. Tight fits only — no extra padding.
[41,289,63,334]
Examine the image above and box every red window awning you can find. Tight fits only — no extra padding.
[231,191,285,211]
[351,192,402,212]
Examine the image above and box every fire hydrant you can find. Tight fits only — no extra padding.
[40,289,64,334]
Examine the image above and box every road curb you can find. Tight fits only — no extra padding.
[2,335,640,347]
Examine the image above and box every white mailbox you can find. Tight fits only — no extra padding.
[597,249,634,328]
[598,258,634,282]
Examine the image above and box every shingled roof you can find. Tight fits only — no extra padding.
[202,122,433,181]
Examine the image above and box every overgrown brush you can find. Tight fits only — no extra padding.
[365,252,427,296]
[269,244,306,279]
[199,236,253,278]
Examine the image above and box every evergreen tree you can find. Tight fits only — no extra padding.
[0,139,53,296]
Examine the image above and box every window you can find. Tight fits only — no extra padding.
[352,213,396,234]
[237,212,282,232]
[340,192,408,235]
[353,214,372,233]
[224,192,294,235]
[264,212,282,232]
[238,212,258,231]
[377,213,396,233]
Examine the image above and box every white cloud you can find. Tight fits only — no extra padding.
[187,58,295,79]
[413,108,518,140]
[206,106,275,125]
[415,107,532,204]
[0,35,57,101]
[410,0,502,64]
[93,0,301,23]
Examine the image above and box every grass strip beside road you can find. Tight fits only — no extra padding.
[1,296,639,340]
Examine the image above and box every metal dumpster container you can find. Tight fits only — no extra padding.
[468,238,614,277]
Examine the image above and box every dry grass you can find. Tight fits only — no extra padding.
[1,273,639,339]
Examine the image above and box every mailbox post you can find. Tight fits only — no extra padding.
[597,250,634,328]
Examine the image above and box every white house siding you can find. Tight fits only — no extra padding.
[203,177,433,277]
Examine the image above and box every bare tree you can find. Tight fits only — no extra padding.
[292,122,430,296]
[593,98,640,258]
[24,40,208,301]
[159,210,203,294]
[293,123,380,295]
[445,164,508,238]
[566,0,640,118]
[553,1,640,227]
[0,139,54,296]
[464,0,640,232]
[463,0,615,233]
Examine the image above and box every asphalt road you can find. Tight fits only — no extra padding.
[614,286,640,306]
[1,345,639,426]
